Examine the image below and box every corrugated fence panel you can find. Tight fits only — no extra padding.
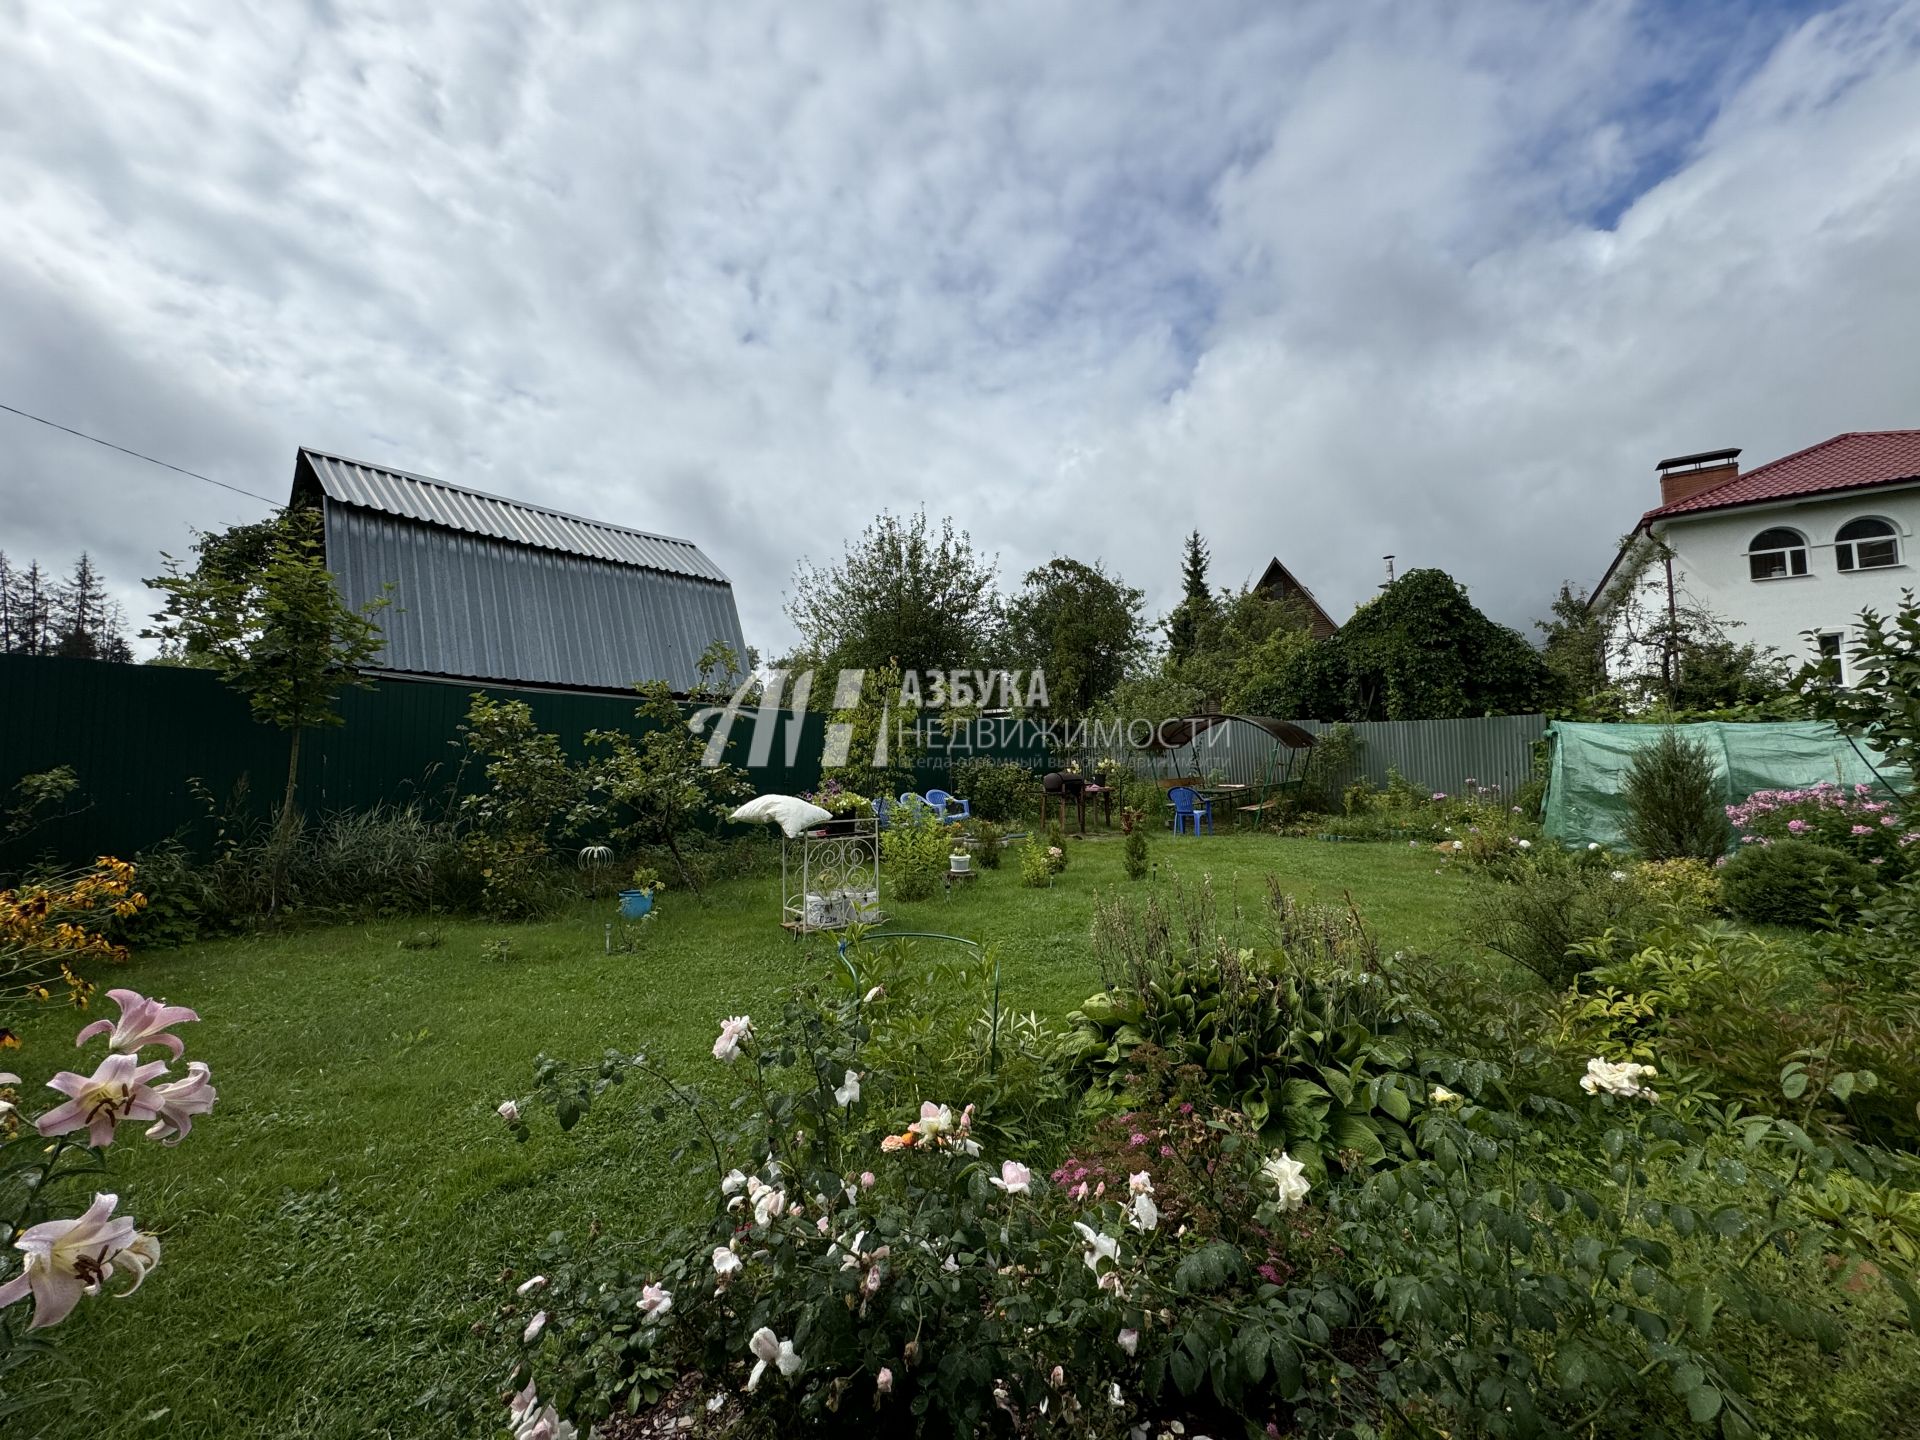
[0,657,1048,870]
[1148,714,1546,798]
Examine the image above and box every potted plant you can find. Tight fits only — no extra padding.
[949,843,972,875]
[804,780,875,835]
[618,866,664,920]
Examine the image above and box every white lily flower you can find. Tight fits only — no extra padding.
[111,1232,162,1297]
[1429,1086,1463,1105]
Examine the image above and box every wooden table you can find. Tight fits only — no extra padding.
[1194,782,1252,830]
[1039,779,1114,833]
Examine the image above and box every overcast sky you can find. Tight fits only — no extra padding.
[4,0,1919,661]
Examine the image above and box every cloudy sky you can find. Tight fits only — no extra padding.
[4,0,1919,660]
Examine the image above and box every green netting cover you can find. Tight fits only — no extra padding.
[1542,721,1905,850]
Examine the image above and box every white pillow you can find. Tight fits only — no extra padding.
[730,794,834,838]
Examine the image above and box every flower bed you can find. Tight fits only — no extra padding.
[1726,781,1912,869]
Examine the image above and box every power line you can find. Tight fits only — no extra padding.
[0,401,282,507]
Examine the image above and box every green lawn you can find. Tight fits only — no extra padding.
[13,834,1476,1439]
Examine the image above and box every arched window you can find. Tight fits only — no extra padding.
[1835,517,1900,572]
[1748,527,1808,581]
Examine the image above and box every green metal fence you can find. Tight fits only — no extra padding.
[1148,714,1548,798]
[0,657,1050,869]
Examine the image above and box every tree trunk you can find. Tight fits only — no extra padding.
[280,725,303,831]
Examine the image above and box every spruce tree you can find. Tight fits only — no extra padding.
[1166,530,1214,663]
[53,552,123,660]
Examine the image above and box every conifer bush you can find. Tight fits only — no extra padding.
[1622,728,1729,861]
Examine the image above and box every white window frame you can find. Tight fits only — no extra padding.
[1746,527,1810,582]
[1835,516,1901,573]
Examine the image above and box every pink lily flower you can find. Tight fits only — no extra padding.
[144,1061,218,1145]
[0,1192,139,1329]
[36,1053,170,1148]
[73,989,199,1060]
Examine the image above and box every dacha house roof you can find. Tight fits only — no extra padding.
[292,447,747,695]
[296,448,732,582]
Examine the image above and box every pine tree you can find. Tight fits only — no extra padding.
[1166,530,1214,663]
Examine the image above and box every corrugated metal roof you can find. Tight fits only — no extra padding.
[298,448,732,582]
[324,507,749,694]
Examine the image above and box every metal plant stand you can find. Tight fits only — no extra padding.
[782,817,883,934]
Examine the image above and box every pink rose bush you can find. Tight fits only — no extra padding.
[1725,781,1910,869]
[0,988,215,1369]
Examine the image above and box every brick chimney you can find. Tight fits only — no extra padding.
[1656,447,1741,508]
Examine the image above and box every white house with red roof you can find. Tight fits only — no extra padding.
[1595,430,1920,686]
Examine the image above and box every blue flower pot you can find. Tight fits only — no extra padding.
[617,890,654,920]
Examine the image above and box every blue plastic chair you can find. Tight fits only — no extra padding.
[1169,786,1212,836]
[924,788,971,824]
[873,796,892,831]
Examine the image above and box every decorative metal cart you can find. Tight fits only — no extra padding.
[782,816,884,934]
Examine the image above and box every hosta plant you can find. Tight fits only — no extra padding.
[1068,880,1433,1178]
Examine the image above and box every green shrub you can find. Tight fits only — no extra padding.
[970,820,1003,869]
[1459,846,1661,987]
[1045,820,1069,871]
[1123,826,1148,880]
[492,895,1920,1440]
[1721,839,1875,928]
[1622,727,1729,860]
[1070,878,1426,1178]
[881,804,947,903]
[946,758,1031,822]
[1018,837,1055,888]
[1632,856,1722,915]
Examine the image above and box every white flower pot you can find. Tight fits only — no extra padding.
[949,854,972,874]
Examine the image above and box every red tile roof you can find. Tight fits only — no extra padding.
[1648,430,1920,519]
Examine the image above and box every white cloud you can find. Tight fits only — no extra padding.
[1,0,1918,662]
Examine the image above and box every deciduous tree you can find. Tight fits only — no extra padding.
[145,508,388,824]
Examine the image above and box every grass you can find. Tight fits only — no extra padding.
[10,832,1478,1439]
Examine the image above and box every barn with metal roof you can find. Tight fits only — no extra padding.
[292,448,749,694]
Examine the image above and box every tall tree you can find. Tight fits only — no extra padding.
[146,507,389,823]
[0,553,16,654]
[2,560,57,656]
[1003,557,1145,717]
[785,509,1001,678]
[1535,581,1609,708]
[52,553,131,661]
[1175,584,1315,713]
[1164,530,1214,663]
